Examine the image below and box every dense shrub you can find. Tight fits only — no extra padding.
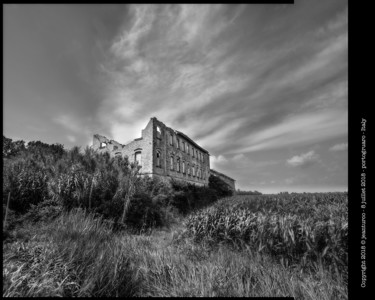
[20,198,63,224]
[169,179,218,214]
[2,135,222,232]
[26,140,65,160]
[135,176,174,206]
[236,190,262,195]
[47,164,96,210]
[208,175,233,198]
[3,136,26,158]
[3,159,49,214]
[124,193,165,231]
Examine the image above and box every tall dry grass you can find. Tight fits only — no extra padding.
[4,206,347,298]
[185,193,348,277]
[3,209,140,297]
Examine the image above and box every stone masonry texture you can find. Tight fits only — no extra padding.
[92,117,235,188]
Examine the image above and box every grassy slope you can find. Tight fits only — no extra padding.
[3,197,347,298]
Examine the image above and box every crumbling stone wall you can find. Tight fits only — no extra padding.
[92,117,212,187]
[151,118,210,186]
[92,119,153,175]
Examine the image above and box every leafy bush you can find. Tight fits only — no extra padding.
[136,176,174,206]
[123,192,166,232]
[3,135,223,232]
[20,198,63,224]
[3,136,26,158]
[3,159,49,214]
[208,175,233,198]
[47,164,95,210]
[169,179,218,214]
[26,140,65,159]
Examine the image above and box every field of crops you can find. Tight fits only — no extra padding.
[185,193,348,274]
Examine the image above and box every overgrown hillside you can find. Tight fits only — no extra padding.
[3,136,227,233]
[3,137,347,298]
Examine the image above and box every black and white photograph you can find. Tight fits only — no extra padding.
[4,2,350,298]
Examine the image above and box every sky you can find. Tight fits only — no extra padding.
[4,2,348,193]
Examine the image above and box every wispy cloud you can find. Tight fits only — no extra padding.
[210,151,279,178]
[96,3,348,161]
[54,115,81,132]
[210,154,228,168]
[316,5,347,37]
[53,114,94,146]
[233,153,246,161]
[98,5,251,143]
[329,143,348,151]
[67,135,76,143]
[285,177,296,185]
[287,150,320,168]
[228,110,347,154]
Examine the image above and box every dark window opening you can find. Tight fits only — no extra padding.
[156,151,161,167]
[170,156,174,170]
[135,151,142,166]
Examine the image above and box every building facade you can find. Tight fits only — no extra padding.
[92,117,212,186]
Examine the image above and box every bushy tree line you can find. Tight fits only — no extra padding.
[236,190,262,195]
[3,136,231,232]
[3,137,145,229]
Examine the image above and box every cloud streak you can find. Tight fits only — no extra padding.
[98,5,256,143]
[329,143,348,151]
[227,109,347,154]
[287,151,320,168]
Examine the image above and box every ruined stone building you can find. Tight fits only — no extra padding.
[92,117,235,189]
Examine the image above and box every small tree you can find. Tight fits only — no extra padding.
[121,164,140,224]
[3,136,26,158]
[111,159,142,224]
